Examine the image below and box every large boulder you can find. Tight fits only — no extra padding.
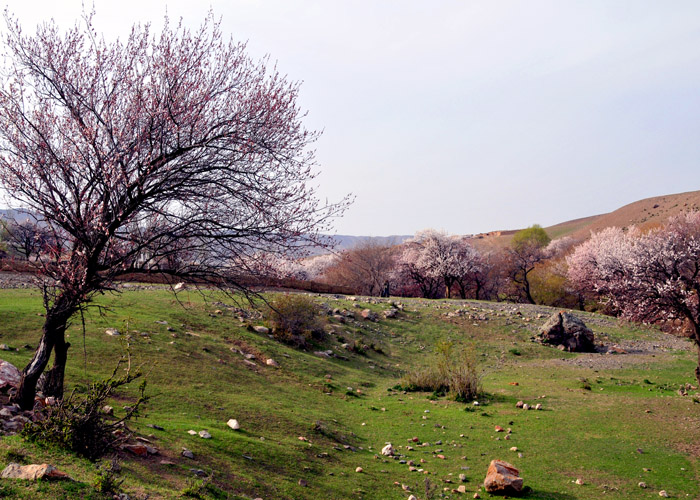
[484,459,523,495]
[0,359,21,392]
[536,312,595,352]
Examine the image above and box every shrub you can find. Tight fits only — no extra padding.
[264,294,324,346]
[22,349,148,461]
[400,342,481,401]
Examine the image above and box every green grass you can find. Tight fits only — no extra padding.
[0,289,697,499]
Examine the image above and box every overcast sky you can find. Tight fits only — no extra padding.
[5,0,700,236]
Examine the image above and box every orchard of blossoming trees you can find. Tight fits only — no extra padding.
[567,212,700,385]
[0,12,349,409]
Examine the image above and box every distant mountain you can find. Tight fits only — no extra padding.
[328,234,412,251]
[0,209,34,223]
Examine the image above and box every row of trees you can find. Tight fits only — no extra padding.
[310,225,569,304]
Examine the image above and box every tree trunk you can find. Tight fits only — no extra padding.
[12,295,75,410]
[42,337,70,399]
[523,275,535,305]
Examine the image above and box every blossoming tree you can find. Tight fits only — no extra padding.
[0,12,348,409]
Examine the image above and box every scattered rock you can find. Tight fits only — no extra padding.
[361,309,378,321]
[483,459,523,495]
[123,444,148,457]
[105,328,120,336]
[381,443,394,456]
[198,430,212,439]
[252,326,270,334]
[355,467,363,473]
[0,344,11,351]
[459,473,467,482]
[227,419,240,430]
[182,449,194,459]
[575,478,584,485]
[173,282,185,291]
[639,482,648,489]
[515,401,524,408]
[298,478,308,487]
[536,312,595,352]
[1,463,71,481]
[457,485,467,493]
[659,491,669,498]
[102,405,114,415]
[265,358,279,367]
[187,430,198,435]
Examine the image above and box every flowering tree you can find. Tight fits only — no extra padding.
[0,12,348,409]
[395,230,485,299]
[567,214,700,385]
[2,218,52,260]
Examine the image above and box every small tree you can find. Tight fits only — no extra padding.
[567,214,700,385]
[507,224,551,304]
[0,12,348,409]
[3,219,52,261]
[321,240,397,296]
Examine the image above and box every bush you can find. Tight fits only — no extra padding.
[264,294,325,346]
[400,342,481,401]
[22,350,148,461]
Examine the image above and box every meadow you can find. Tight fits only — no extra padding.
[0,287,697,500]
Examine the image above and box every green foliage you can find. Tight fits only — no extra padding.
[263,294,325,346]
[92,460,123,495]
[511,224,551,250]
[22,350,149,461]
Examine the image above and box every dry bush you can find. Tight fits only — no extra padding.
[400,342,481,401]
[264,294,325,346]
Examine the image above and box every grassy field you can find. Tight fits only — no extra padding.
[0,287,697,499]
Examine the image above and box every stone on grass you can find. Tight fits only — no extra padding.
[105,328,120,336]
[123,444,148,457]
[182,449,194,459]
[659,491,669,498]
[484,459,523,495]
[355,467,363,473]
[536,312,595,352]
[265,358,279,367]
[187,430,197,435]
[1,463,71,481]
[381,443,394,456]
[252,325,269,334]
[227,419,240,430]
[408,496,418,500]
[198,430,212,439]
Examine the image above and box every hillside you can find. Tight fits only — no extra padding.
[0,287,696,499]
[473,190,700,249]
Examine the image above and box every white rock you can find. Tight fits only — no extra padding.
[198,430,212,439]
[265,358,279,367]
[252,325,269,334]
[659,491,669,498]
[535,403,542,410]
[523,403,530,410]
[105,328,120,336]
[187,430,197,435]
[381,443,394,456]
[408,496,418,500]
[173,282,185,291]
[227,419,240,430]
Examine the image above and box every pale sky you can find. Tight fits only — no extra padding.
[4,1,700,236]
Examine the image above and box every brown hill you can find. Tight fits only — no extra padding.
[472,190,700,249]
